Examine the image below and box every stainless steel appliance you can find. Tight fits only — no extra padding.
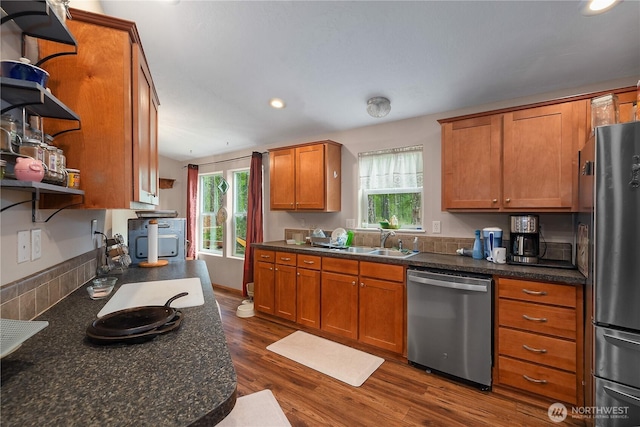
[579,121,640,426]
[127,218,186,265]
[509,214,540,264]
[407,269,493,389]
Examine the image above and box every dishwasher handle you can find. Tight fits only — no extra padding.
[408,274,489,292]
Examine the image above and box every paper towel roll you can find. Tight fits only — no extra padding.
[148,219,158,264]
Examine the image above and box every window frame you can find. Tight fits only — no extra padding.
[198,172,225,256]
[357,145,424,230]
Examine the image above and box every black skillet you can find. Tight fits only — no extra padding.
[86,311,184,345]
[87,292,188,338]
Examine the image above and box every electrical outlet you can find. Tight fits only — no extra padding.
[17,230,30,263]
[432,221,441,234]
[346,219,356,229]
[31,229,42,260]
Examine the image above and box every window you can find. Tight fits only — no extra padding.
[198,169,250,259]
[358,145,423,229]
[232,169,249,257]
[199,173,225,254]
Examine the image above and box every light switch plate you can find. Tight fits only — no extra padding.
[17,231,30,263]
[31,229,42,260]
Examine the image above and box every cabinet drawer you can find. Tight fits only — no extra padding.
[275,252,296,266]
[498,356,577,404]
[499,299,576,339]
[322,257,359,275]
[498,278,576,308]
[499,328,576,372]
[255,249,275,262]
[297,254,321,270]
[360,261,404,283]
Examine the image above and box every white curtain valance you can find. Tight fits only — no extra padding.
[358,145,423,190]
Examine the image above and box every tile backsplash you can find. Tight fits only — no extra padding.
[0,249,101,320]
[283,228,572,262]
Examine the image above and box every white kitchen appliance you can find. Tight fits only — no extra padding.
[127,218,186,265]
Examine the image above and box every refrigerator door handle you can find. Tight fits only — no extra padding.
[630,154,640,188]
[603,333,640,351]
[603,385,640,407]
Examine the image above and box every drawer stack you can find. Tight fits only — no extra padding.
[496,277,583,405]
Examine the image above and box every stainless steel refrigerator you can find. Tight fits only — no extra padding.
[578,121,640,426]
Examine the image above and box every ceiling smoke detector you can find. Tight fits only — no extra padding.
[367,97,391,118]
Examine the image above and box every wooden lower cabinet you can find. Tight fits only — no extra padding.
[275,264,297,321]
[296,254,321,329]
[358,261,405,353]
[256,249,406,354]
[496,277,583,406]
[254,260,275,314]
[321,270,359,339]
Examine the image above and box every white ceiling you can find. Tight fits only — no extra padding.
[99,0,640,162]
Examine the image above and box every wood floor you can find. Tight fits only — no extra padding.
[214,287,584,426]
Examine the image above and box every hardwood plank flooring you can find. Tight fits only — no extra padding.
[213,287,584,426]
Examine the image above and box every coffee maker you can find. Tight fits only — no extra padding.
[509,215,540,264]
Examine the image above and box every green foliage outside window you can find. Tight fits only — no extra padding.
[233,170,249,256]
[366,192,421,228]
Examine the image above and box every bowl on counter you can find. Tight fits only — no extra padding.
[1,59,49,87]
[87,277,117,300]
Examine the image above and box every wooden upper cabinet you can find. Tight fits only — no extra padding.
[442,115,502,210]
[502,101,583,210]
[269,148,296,210]
[133,43,160,206]
[269,141,342,211]
[441,99,587,212]
[39,9,159,209]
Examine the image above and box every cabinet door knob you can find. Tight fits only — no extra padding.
[351,281,356,286]
[360,282,365,287]
[297,272,300,276]
[492,199,497,203]
[505,198,511,203]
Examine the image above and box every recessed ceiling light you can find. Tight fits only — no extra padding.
[269,98,286,109]
[580,0,619,15]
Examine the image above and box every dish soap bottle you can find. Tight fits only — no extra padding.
[472,230,483,259]
[413,237,419,253]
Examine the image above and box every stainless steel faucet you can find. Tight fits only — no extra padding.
[380,229,396,248]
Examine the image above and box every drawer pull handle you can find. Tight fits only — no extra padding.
[280,257,291,261]
[260,255,271,259]
[303,260,315,264]
[523,375,547,384]
[522,289,547,296]
[523,314,547,322]
[523,344,547,354]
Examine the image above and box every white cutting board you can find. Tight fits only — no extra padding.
[97,278,204,318]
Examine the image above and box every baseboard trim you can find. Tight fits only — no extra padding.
[212,283,243,296]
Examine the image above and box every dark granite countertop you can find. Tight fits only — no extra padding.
[253,241,586,285]
[1,260,236,427]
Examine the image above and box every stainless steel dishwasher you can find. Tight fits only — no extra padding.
[407,268,493,390]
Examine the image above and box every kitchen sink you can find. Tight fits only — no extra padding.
[345,246,377,253]
[367,249,417,258]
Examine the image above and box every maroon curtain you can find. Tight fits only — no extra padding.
[186,164,199,259]
[242,152,264,296]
